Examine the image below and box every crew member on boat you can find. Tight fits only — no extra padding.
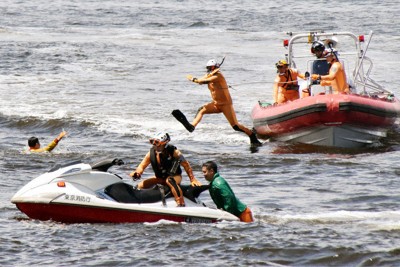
[311,41,330,76]
[130,132,202,207]
[202,161,253,223]
[28,130,67,153]
[311,49,350,94]
[273,59,306,104]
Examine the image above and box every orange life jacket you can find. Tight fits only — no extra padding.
[275,69,300,103]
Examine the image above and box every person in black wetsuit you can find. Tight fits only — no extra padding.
[129,132,201,207]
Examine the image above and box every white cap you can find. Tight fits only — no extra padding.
[206,59,218,67]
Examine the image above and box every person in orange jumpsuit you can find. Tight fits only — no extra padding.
[311,49,349,94]
[172,59,261,146]
[28,130,67,153]
[130,132,202,207]
[273,59,306,104]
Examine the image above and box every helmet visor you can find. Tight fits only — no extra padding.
[149,139,167,146]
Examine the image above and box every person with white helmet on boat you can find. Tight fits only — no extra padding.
[172,59,261,147]
[28,130,67,153]
[130,132,202,207]
[273,59,306,104]
[311,49,350,94]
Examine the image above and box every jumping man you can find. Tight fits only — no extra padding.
[172,59,261,147]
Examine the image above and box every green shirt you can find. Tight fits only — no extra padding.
[208,172,247,218]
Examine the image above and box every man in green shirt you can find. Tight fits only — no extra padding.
[202,161,253,222]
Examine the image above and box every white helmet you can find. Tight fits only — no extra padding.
[323,48,338,58]
[206,59,218,67]
[150,132,170,145]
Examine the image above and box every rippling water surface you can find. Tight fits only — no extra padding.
[1,0,400,266]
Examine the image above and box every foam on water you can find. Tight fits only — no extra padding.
[264,210,400,229]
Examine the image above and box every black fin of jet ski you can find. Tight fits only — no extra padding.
[92,158,124,172]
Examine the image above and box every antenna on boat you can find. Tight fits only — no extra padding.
[353,31,386,94]
[354,32,372,84]
[218,56,226,68]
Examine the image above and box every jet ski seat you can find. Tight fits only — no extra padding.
[104,182,171,204]
[104,183,210,204]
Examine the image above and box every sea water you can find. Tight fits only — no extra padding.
[1,0,400,266]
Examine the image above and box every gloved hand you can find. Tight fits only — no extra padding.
[186,74,198,83]
[190,178,202,187]
[311,74,321,80]
[130,172,141,181]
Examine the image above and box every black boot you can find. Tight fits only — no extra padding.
[172,109,195,132]
[249,132,262,147]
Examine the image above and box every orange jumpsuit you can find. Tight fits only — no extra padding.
[274,68,304,104]
[319,61,349,94]
[192,70,253,136]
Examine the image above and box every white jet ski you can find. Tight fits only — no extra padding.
[11,159,239,223]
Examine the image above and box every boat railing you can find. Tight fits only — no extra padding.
[287,31,393,98]
[286,31,361,64]
[353,56,392,96]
